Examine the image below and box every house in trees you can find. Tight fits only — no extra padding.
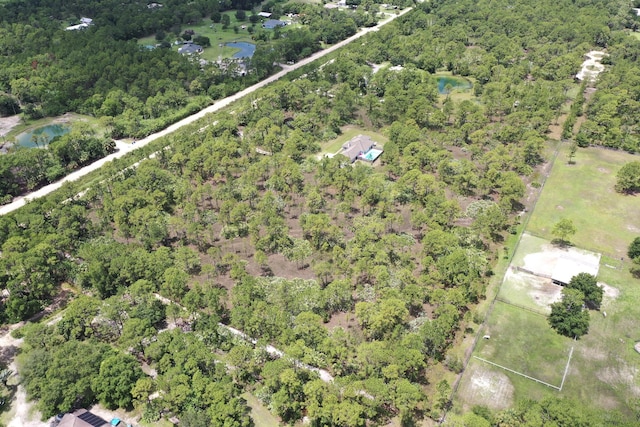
[262,19,287,29]
[56,409,109,427]
[65,17,93,31]
[551,254,600,286]
[340,135,383,163]
[178,42,203,55]
[258,11,272,18]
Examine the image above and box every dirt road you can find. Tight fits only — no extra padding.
[0,8,411,217]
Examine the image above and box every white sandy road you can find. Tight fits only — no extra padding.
[0,8,411,217]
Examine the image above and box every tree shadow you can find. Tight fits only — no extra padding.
[551,238,573,248]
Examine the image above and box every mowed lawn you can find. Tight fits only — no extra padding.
[476,302,572,386]
[138,12,271,61]
[527,145,640,258]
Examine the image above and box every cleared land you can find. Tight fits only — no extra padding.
[321,126,388,155]
[526,145,640,258]
[456,146,640,416]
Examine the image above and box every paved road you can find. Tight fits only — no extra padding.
[0,8,411,217]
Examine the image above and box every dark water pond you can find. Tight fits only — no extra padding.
[16,124,70,148]
[437,76,472,94]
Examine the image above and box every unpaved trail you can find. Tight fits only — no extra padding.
[0,324,46,427]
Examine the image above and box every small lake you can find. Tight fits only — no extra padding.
[436,76,472,94]
[16,124,70,148]
[226,42,256,58]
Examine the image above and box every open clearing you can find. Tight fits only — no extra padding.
[321,126,388,155]
[455,146,640,418]
[456,359,514,410]
[526,146,640,258]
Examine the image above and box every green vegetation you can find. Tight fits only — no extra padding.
[615,160,640,193]
[2,0,640,425]
[551,217,576,245]
[527,147,640,257]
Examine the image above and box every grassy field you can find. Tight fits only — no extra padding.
[475,302,572,386]
[527,145,640,258]
[454,146,640,418]
[138,12,300,61]
[242,392,281,427]
[321,127,388,155]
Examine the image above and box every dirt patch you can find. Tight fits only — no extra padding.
[521,242,601,279]
[628,224,640,233]
[0,115,21,138]
[599,282,619,301]
[457,363,514,410]
[596,362,640,397]
[504,268,561,311]
[325,311,358,331]
[556,205,564,210]
[597,167,610,174]
[635,342,640,354]
[579,345,608,362]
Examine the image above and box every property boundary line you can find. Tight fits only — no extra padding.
[442,136,566,424]
[473,356,560,391]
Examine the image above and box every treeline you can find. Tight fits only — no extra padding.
[0,124,114,203]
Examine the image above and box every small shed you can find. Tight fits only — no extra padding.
[258,11,272,18]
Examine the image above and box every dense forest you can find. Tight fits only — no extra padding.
[1,0,640,425]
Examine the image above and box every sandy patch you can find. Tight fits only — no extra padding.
[628,224,640,234]
[0,115,21,138]
[521,242,601,280]
[597,167,610,174]
[576,51,607,82]
[556,205,564,210]
[596,362,640,397]
[458,364,514,410]
[504,268,561,311]
[579,345,608,362]
[635,342,640,354]
[599,282,619,301]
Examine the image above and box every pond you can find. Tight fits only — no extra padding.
[16,124,70,148]
[436,76,472,94]
[226,42,256,59]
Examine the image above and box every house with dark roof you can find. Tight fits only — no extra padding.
[56,409,110,427]
[262,19,286,29]
[178,42,203,55]
[341,135,378,163]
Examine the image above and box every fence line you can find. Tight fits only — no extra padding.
[442,137,565,424]
[559,346,574,391]
[473,356,560,390]
[524,230,627,269]
[494,297,548,317]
